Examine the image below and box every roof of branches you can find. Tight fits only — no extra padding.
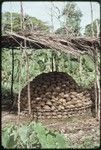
[1,31,100,57]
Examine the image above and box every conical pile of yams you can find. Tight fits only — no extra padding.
[14,72,94,119]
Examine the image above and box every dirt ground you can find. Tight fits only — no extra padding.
[2,109,100,149]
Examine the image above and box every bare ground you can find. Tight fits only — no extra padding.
[2,109,100,149]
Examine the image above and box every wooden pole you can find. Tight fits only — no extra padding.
[93,47,100,120]
[54,52,59,72]
[11,48,14,106]
[17,47,23,122]
[20,1,24,31]
[90,2,94,37]
[94,48,100,120]
[17,1,24,122]
[51,2,55,72]
[10,12,13,33]
[96,19,99,38]
[51,51,54,72]
[10,2,13,33]
[79,55,82,83]
[24,40,31,115]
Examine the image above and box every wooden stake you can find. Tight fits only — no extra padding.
[90,2,94,37]
[17,48,22,122]
[95,48,100,120]
[20,1,24,31]
[24,39,31,115]
[11,48,14,106]
[93,47,100,120]
[79,55,82,83]
[10,11,13,33]
[51,51,54,72]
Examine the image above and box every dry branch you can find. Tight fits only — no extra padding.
[2,31,100,58]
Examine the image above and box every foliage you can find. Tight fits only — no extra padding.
[56,2,83,35]
[75,136,99,148]
[84,19,100,37]
[2,122,68,149]
[55,27,67,35]
[2,12,50,33]
[2,48,96,94]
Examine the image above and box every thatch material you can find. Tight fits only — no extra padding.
[1,31,100,57]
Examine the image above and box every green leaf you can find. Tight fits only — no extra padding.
[37,134,47,148]
[8,134,16,148]
[34,123,47,148]
[2,131,10,148]
[34,122,46,135]
[18,125,28,144]
[55,133,67,148]
[46,134,56,148]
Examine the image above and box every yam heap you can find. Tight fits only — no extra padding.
[2,32,99,119]
[13,72,94,119]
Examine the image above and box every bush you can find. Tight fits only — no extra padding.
[2,122,68,149]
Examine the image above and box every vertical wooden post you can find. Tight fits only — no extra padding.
[51,51,54,72]
[10,12,13,33]
[20,1,24,31]
[10,2,13,33]
[50,2,55,72]
[11,48,14,106]
[17,47,22,122]
[96,19,99,38]
[24,40,31,115]
[90,2,94,37]
[54,52,59,72]
[93,47,100,120]
[17,1,24,122]
[79,55,82,83]
[93,51,98,117]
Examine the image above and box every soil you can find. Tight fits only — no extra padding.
[2,108,100,149]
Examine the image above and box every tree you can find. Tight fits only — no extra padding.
[84,19,100,37]
[2,12,50,34]
[56,2,83,36]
